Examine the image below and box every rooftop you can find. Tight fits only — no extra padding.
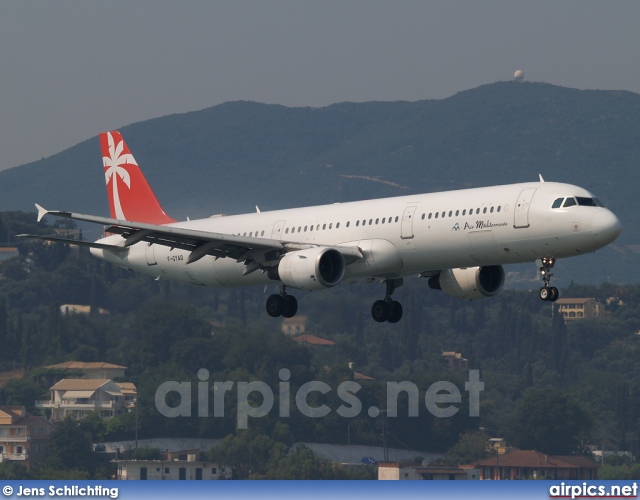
[555,298,595,305]
[475,450,599,469]
[293,334,335,346]
[50,379,112,391]
[45,361,127,370]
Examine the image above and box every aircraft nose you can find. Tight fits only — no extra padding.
[592,210,622,244]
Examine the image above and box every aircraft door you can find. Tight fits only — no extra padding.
[271,220,286,240]
[401,206,417,239]
[514,188,537,228]
[145,243,157,266]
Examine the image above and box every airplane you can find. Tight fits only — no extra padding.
[22,131,622,323]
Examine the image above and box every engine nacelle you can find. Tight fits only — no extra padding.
[428,265,505,300]
[271,247,345,291]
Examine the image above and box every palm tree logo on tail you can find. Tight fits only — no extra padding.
[103,132,136,220]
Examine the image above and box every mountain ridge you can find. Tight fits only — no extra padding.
[2,81,638,283]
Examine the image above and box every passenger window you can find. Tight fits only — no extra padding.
[310,225,314,231]
[483,207,487,214]
[563,198,577,208]
[362,220,366,226]
[322,224,326,230]
[329,223,333,229]
[304,226,307,232]
[552,198,564,209]
[382,218,386,223]
[497,206,501,212]
[421,214,425,220]
[369,219,373,225]
[395,216,399,222]
[448,211,452,217]
[346,222,350,227]
[435,213,439,219]
[476,208,480,214]
[490,207,494,213]
[455,210,459,216]
[428,213,432,219]
[441,212,445,218]
[356,220,360,227]
[375,218,379,224]
[462,209,466,216]
[337,222,340,228]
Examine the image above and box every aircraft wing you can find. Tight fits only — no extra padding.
[23,205,363,269]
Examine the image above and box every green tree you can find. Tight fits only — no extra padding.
[265,444,346,479]
[0,461,34,480]
[0,378,46,412]
[44,416,95,473]
[511,388,593,455]
[444,431,489,465]
[209,430,285,479]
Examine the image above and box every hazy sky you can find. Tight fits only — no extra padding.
[1,1,639,171]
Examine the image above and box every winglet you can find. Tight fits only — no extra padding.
[539,174,545,183]
[35,203,49,222]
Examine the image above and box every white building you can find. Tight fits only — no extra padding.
[378,462,471,480]
[115,452,231,480]
[36,379,136,420]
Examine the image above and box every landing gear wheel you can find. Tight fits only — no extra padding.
[266,294,284,317]
[539,287,551,301]
[387,301,403,323]
[282,295,298,318]
[538,257,558,302]
[371,300,389,322]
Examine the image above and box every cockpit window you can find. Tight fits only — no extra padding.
[576,197,598,207]
[553,196,605,209]
[552,198,564,209]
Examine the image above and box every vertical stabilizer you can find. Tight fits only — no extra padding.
[100,131,176,224]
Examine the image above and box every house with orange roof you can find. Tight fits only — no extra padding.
[475,450,599,480]
[0,406,54,468]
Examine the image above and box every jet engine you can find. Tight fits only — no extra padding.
[428,265,505,300]
[269,247,345,291]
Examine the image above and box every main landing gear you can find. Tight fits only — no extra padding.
[371,278,404,323]
[539,257,559,302]
[266,286,298,318]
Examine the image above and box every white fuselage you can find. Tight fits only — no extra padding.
[91,181,621,288]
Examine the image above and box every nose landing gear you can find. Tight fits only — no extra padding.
[539,257,559,302]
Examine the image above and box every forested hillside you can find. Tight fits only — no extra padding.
[0,81,638,283]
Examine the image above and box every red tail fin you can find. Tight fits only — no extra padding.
[100,131,176,224]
